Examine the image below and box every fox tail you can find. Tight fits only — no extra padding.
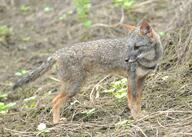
[13,56,56,90]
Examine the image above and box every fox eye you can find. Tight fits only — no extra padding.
[134,44,140,50]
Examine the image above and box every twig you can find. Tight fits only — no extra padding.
[156,119,166,128]
[48,76,61,82]
[90,75,110,103]
[137,110,192,122]
[171,132,192,136]
[158,110,192,114]
[4,127,36,136]
[131,124,148,137]
[119,8,125,24]
[34,82,59,95]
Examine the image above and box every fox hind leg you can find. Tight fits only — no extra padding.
[52,89,68,124]
[52,80,83,124]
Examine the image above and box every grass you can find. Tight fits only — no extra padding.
[0,25,11,37]
[20,5,31,12]
[0,93,16,114]
[104,78,127,99]
[113,0,135,9]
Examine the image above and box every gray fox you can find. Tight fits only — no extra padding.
[13,21,163,124]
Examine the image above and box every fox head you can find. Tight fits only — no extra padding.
[126,20,161,49]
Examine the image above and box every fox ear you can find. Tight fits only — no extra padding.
[139,20,152,35]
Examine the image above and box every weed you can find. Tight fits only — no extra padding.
[59,14,67,21]
[113,0,135,10]
[22,95,38,109]
[104,78,127,99]
[0,93,8,100]
[0,92,16,114]
[0,102,16,114]
[21,36,31,42]
[44,6,53,13]
[20,5,31,12]
[0,25,11,37]
[82,108,96,117]
[159,31,166,37]
[73,0,92,28]
[15,69,29,76]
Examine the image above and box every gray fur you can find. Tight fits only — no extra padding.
[13,26,163,97]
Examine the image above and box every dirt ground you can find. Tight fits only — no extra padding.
[0,0,192,136]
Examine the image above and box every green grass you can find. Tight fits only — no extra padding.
[0,93,16,114]
[104,78,127,99]
[73,0,92,28]
[20,5,31,12]
[0,25,11,37]
[113,0,135,9]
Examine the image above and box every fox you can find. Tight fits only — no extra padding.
[13,21,163,124]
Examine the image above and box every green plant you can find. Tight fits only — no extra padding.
[0,93,8,99]
[20,5,31,12]
[21,36,31,42]
[59,14,67,21]
[15,68,29,76]
[113,0,135,9]
[159,31,166,37]
[0,102,16,114]
[104,78,127,99]
[23,95,37,109]
[73,0,92,28]
[0,92,16,114]
[0,25,11,37]
[82,108,96,117]
[44,6,53,13]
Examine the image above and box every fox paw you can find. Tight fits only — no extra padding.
[131,110,148,120]
[53,117,67,125]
